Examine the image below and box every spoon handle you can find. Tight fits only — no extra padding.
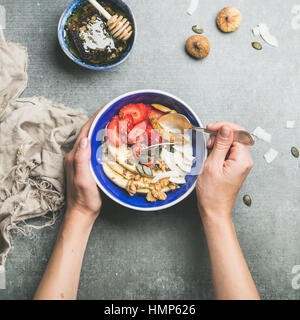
[192,127,255,146]
[88,0,111,20]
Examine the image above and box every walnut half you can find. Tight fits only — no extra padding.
[126,180,137,196]
[146,192,157,202]
[151,189,167,201]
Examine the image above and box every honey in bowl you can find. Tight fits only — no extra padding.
[65,1,132,66]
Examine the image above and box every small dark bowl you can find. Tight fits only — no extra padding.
[58,0,136,70]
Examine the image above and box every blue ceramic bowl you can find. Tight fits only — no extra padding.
[58,0,136,70]
[88,90,207,211]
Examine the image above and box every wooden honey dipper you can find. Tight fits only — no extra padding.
[88,0,133,41]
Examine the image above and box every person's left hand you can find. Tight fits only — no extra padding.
[64,109,103,220]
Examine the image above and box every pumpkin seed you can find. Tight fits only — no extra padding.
[139,156,150,165]
[142,165,153,176]
[252,42,262,50]
[192,25,204,34]
[291,146,299,158]
[243,195,252,207]
[136,164,145,176]
[138,150,150,164]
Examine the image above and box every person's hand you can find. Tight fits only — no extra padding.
[64,109,103,220]
[196,121,254,222]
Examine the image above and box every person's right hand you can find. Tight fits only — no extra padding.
[196,121,254,222]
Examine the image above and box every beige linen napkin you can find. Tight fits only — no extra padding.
[0,30,88,283]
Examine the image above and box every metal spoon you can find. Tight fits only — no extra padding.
[157,113,255,146]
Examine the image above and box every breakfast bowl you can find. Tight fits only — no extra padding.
[58,0,136,70]
[88,90,207,211]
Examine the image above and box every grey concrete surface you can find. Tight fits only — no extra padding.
[0,0,299,300]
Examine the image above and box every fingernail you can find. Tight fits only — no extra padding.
[220,126,231,138]
[207,137,212,146]
[80,138,88,149]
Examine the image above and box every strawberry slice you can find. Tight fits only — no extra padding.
[145,125,152,139]
[106,116,122,147]
[119,114,134,144]
[127,121,147,144]
[146,125,162,145]
[132,142,147,159]
[119,114,134,133]
[119,104,144,124]
[137,103,151,119]
[148,108,164,121]
[150,129,162,145]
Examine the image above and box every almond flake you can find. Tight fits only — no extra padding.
[286,120,296,129]
[187,0,199,16]
[264,148,278,164]
[169,177,186,184]
[258,23,278,47]
[252,26,260,36]
[253,126,272,143]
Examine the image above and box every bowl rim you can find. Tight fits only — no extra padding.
[57,0,136,70]
[88,89,207,211]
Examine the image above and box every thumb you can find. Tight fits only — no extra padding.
[209,125,233,166]
[74,138,91,177]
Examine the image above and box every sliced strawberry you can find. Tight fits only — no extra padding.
[150,129,162,145]
[119,114,134,133]
[132,144,140,158]
[119,104,144,124]
[145,125,162,145]
[145,125,153,140]
[119,114,134,144]
[136,132,148,145]
[137,103,151,119]
[106,116,122,147]
[127,121,147,144]
[148,108,164,121]
[132,142,147,159]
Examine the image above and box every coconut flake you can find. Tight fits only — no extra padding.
[169,177,186,184]
[150,171,180,184]
[253,126,272,143]
[173,145,195,163]
[161,149,186,176]
[187,0,199,16]
[252,26,260,36]
[264,148,278,163]
[174,151,192,172]
[292,5,300,30]
[286,120,296,129]
[258,23,278,47]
